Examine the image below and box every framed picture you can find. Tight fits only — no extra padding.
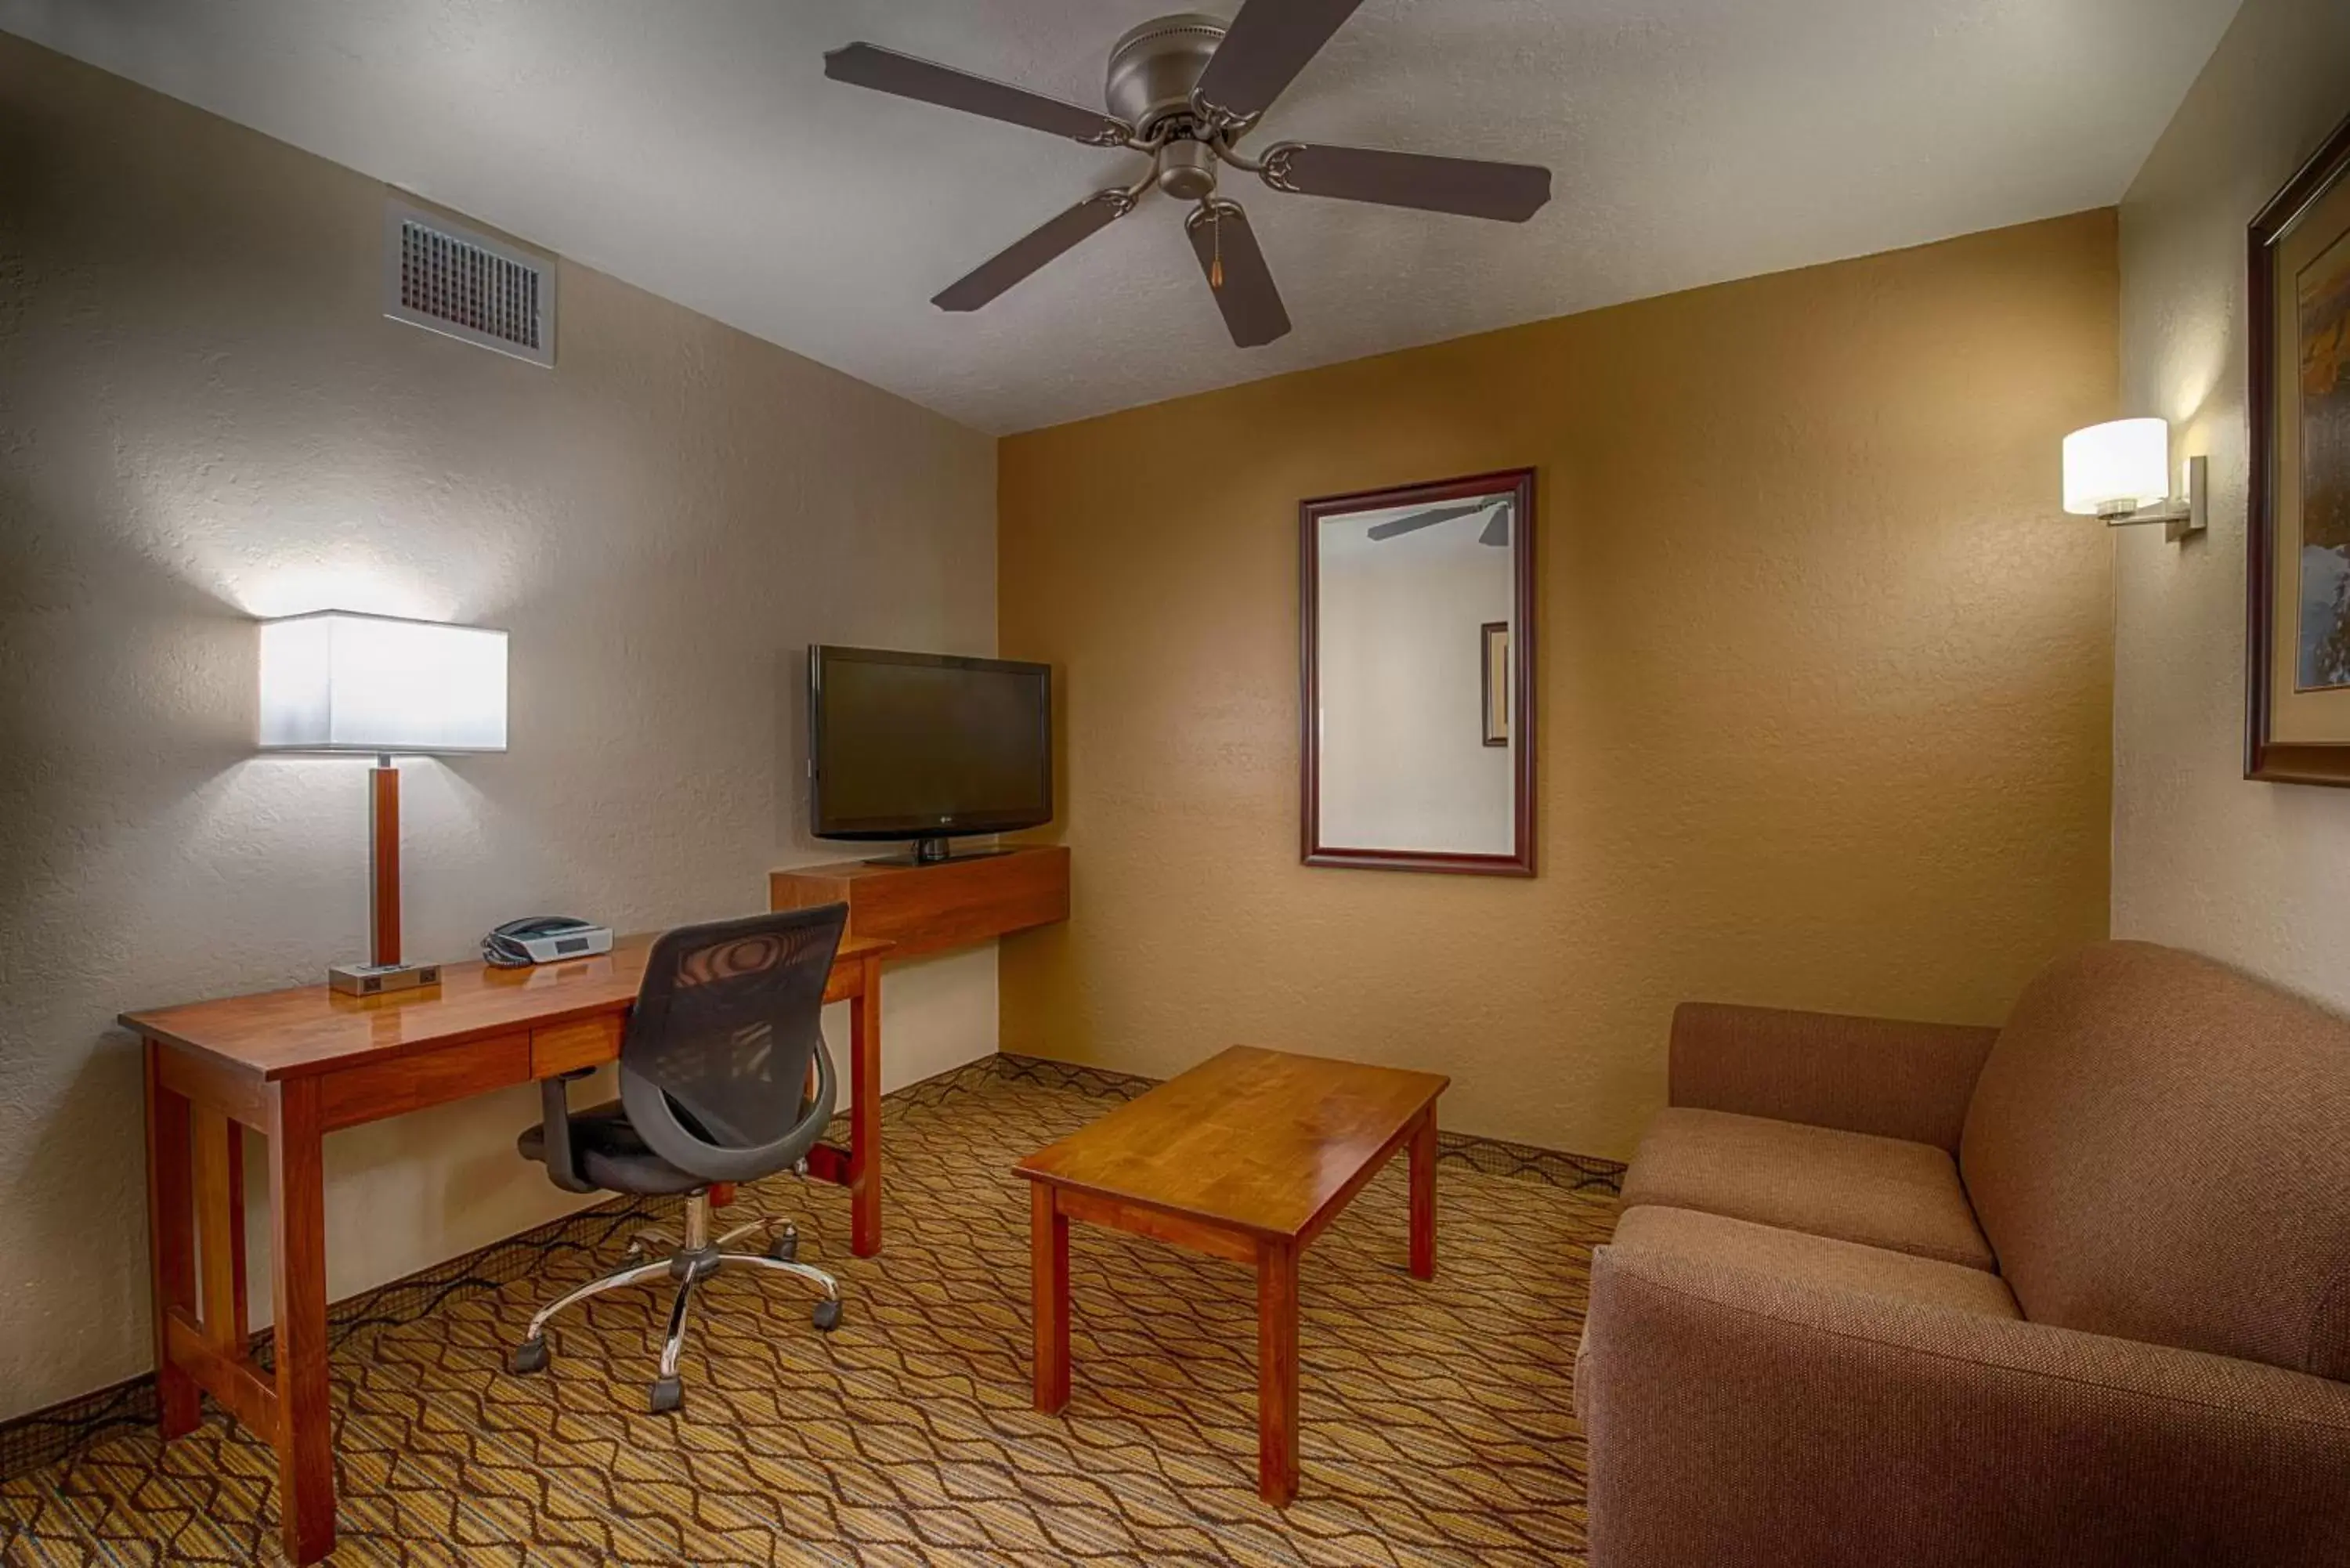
[1480,622,1510,746]
[2249,109,2350,785]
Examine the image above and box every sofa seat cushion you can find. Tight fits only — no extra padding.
[1621,1107,1997,1271]
[1607,1205,2019,1316]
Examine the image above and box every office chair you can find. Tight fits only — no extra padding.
[508,905,848,1414]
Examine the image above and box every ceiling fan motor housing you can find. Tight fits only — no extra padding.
[1104,13,1227,135]
[1157,139,1217,200]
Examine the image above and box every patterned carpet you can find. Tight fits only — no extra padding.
[1,1059,1618,1566]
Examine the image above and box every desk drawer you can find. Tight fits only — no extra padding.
[319,1031,533,1131]
[533,1016,621,1077]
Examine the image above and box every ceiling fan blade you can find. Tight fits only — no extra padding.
[1191,0,1365,126]
[1479,502,1512,547]
[1184,201,1290,349]
[825,42,1132,146]
[932,190,1137,313]
[1261,143,1552,222]
[1365,501,1492,541]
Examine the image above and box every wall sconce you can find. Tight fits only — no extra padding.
[2063,417,2207,541]
[258,610,509,995]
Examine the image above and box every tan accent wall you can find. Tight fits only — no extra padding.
[2111,0,2350,1003]
[999,211,2118,1158]
[0,35,996,1421]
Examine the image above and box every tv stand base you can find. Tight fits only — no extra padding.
[863,837,1013,868]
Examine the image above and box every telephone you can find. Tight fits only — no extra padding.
[483,915,616,968]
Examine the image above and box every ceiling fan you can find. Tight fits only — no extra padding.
[823,2,1553,349]
[1367,497,1513,546]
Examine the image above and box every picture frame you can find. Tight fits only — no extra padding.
[2247,109,2350,786]
[1480,622,1510,747]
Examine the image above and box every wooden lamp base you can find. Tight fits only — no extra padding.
[327,758,440,995]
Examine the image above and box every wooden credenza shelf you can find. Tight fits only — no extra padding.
[768,844,1069,960]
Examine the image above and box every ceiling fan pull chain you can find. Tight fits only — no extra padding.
[1209,208,1225,291]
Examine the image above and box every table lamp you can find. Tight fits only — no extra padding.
[257,610,509,995]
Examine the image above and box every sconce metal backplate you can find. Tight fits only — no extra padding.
[2167,454,2210,544]
[2104,453,2208,544]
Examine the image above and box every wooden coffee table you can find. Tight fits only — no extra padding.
[1015,1046,1448,1505]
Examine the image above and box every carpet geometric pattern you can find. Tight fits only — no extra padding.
[1,1061,1618,1566]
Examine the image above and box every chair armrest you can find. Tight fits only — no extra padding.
[1668,1002,1997,1152]
[1579,1237,2350,1568]
[534,1069,599,1194]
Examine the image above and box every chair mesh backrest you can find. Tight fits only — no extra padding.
[622,905,847,1154]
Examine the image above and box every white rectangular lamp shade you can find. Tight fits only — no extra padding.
[2063,417,2171,517]
[259,611,508,753]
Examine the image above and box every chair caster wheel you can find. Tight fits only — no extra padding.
[649,1375,684,1414]
[768,1228,798,1263]
[812,1299,843,1333]
[509,1337,549,1375]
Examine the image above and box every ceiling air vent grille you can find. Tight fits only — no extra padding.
[382,201,554,367]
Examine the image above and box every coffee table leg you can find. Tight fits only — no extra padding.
[1256,1237,1300,1506]
[1409,1106,1437,1281]
[1032,1184,1070,1413]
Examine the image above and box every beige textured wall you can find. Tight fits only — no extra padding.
[0,36,997,1420]
[999,212,2118,1158]
[2112,0,2350,1003]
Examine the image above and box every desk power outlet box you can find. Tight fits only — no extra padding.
[327,961,443,997]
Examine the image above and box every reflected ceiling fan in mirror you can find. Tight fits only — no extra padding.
[1365,497,1513,546]
[823,2,1553,349]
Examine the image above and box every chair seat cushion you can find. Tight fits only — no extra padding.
[517,1098,703,1196]
[1621,1107,1997,1271]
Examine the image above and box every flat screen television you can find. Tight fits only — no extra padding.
[807,645,1052,863]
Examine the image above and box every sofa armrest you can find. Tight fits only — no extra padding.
[1668,1002,1998,1151]
[1578,1237,2350,1568]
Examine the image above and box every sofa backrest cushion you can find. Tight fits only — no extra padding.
[1960,941,2350,1381]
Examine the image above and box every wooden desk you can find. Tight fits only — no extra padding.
[121,933,888,1566]
[1015,1046,1447,1506]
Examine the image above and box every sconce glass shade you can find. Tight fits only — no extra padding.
[258,610,508,753]
[2063,418,2171,517]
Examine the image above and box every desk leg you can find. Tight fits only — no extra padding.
[848,953,883,1257]
[193,1107,251,1360]
[142,1041,201,1440]
[1031,1185,1070,1413]
[268,1077,336,1566]
[1256,1237,1300,1507]
[1408,1107,1437,1282]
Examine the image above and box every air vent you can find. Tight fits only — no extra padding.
[382,201,554,367]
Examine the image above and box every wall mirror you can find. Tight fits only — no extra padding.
[1300,468,1535,876]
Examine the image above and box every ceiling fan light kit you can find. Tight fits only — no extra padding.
[822,2,1553,349]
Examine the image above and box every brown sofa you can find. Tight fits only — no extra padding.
[1577,941,2350,1566]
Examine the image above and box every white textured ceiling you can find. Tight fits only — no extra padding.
[2,0,2239,433]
